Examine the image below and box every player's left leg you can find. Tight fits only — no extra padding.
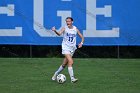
[65,54,78,83]
[52,58,68,81]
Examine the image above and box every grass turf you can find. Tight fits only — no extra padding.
[0,58,140,93]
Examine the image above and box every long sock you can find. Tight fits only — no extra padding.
[68,67,74,80]
[55,65,64,75]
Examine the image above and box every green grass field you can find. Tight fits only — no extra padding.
[0,58,140,93]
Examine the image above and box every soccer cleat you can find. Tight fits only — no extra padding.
[52,74,57,81]
[71,78,78,83]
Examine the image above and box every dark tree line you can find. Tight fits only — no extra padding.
[0,45,140,58]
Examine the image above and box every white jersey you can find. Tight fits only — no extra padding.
[62,25,77,47]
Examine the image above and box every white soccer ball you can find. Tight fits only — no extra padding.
[57,74,66,84]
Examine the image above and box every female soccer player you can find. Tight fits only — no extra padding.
[51,17,84,83]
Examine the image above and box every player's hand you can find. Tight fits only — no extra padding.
[51,26,56,31]
[78,42,83,48]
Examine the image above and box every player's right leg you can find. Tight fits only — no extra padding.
[52,58,68,81]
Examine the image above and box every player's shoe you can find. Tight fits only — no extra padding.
[71,78,78,83]
[52,74,57,81]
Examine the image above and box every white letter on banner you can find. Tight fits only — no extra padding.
[84,0,120,37]
[33,0,72,37]
[0,4,22,36]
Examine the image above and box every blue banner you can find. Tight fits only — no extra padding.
[0,0,140,45]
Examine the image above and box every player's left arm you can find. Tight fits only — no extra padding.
[77,28,84,48]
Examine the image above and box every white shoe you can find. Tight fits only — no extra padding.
[71,78,78,83]
[52,74,57,81]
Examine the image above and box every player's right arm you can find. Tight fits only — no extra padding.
[51,26,65,36]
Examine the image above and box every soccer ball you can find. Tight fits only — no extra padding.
[57,74,66,84]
